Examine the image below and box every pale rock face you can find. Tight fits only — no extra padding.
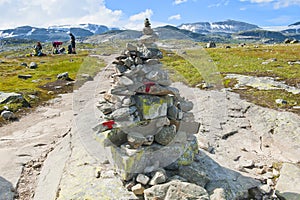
[275,163,300,200]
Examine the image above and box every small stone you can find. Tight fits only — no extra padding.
[131,184,145,195]
[273,168,280,177]
[125,181,135,191]
[20,62,27,67]
[275,99,287,104]
[210,188,226,200]
[54,86,62,89]
[256,168,267,175]
[149,169,167,185]
[57,72,69,80]
[267,179,274,186]
[127,132,146,149]
[32,163,42,169]
[18,74,32,79]
[144,135,154,146]
[263,172,274,179]
[259,184,272,194]
[100,170,116,178]
[240,159,255,168]
[117,76,134,86]
[102,160,110,164]
[1,110,16,120]
[29,62,38,69]
[136,174,150,185]
[255,162,265,168]
[207,146,215,154]
[154,125,177,146]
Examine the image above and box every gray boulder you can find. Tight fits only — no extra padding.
[0,92,24,104]
[1,110,16,120]
[0,177,14,200]
[144,180,209,200]
[29,62,38,69]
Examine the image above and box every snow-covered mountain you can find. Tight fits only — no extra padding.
[281,22,300,35]
[0,23,117,42]
[177,19,260,34]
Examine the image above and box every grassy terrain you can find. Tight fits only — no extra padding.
[0,42,107,125]
[161,42,300,115]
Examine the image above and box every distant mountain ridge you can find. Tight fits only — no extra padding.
[0,23,116,42]
[178,19,260,34]
[0,20,299,44]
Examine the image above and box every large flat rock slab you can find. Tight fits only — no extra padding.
[275,163,300,200]
[0,93,73,198]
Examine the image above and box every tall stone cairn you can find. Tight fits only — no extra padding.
[94,18,200,181]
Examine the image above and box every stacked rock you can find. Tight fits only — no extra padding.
[94,18,200,180]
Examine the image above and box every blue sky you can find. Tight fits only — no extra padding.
[0,0,299,30]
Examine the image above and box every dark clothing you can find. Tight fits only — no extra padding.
[69,33,76,54]
[67,45,72,54]
[34,42,44,56]
[70,33,75,48]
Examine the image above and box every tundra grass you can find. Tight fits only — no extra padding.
[0,43,106,124]
[161,43,300,114]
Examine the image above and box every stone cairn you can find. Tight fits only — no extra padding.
[94,18,200,194]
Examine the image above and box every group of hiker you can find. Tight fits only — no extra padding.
[32,32,76,56]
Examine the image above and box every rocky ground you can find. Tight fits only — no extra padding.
[0,53,300,200]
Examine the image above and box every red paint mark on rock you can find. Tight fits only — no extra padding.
[102,120,115,129]
[144,82,155,93]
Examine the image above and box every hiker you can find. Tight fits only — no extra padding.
[67,44,72,54]
[69,33,76,54]
[52,41,64,54]
[33,41,45,56]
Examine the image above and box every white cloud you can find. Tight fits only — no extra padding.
[129,9,153,21]
[273,0,300,8]
[168,14,181,21]
[173,0,188,5]
[0,0,123,29]
[240,0,300,8]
